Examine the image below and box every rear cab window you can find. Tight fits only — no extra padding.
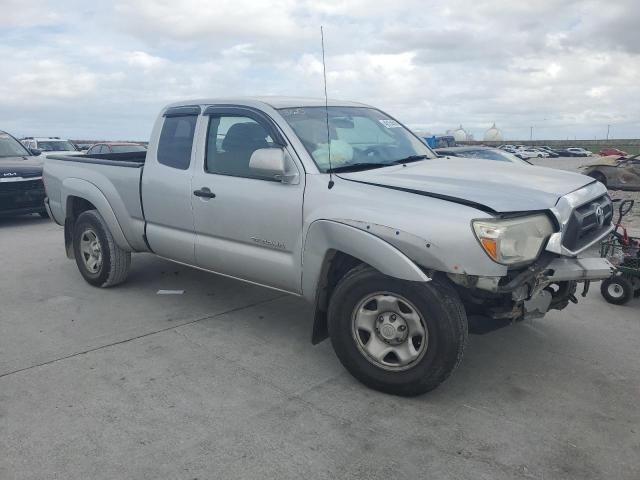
[157,107,200,170]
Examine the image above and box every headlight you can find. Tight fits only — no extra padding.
[472,214,554,265]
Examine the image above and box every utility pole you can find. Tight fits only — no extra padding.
[606,124,610,140]
[530,126,533,141]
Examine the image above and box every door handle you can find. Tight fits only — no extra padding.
[193,187,216,199]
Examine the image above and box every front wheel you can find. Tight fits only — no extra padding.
[600,276,633,305]
[328,266,468,396]
[73,210,131,287]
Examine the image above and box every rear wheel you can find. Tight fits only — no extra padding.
[73,210,131,287]
[600,276,633,305]
[38,210,49,219]
[328,266,468,396]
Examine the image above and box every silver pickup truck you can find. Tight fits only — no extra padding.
[44,97,613,396]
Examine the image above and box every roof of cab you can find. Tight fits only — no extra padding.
[163,96,372,111]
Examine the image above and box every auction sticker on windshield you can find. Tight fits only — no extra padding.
[379,119,402,128]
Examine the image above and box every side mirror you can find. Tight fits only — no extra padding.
[30,148,41,156]
[249,148,298,183]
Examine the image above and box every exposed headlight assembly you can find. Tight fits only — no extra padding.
[473,214,555,265]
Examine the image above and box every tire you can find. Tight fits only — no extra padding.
[545,281,577,311]
[600,276,633,305]
[39,210,49,219]
[327,266,468,396]
[72,210,131,287]
[630,277,640,298]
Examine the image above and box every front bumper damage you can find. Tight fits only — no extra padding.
[520,257,613,319]
[545,257,613,282]
[449,255,613,321]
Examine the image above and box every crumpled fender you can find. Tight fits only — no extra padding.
[301,219,430,303]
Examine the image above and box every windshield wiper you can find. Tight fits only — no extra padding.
[330,155,430,173]
[391,154,429,164]
[330,162,393,173]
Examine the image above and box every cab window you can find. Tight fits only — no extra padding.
[205,115,275,179]
[157,115,197,170]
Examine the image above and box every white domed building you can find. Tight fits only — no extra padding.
[483,123,503,142]
[452,125,469,142]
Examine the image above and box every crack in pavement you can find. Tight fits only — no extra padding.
[0,294,287,380]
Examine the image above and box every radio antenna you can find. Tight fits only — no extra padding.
[321,26,334,189]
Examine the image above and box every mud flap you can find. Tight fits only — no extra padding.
[64,217,74,259]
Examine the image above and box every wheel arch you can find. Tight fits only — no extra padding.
[62,178,132,258]
[302,220,430,344]
[588,170,608,186]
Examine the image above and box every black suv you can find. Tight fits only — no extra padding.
[0,130,48,218]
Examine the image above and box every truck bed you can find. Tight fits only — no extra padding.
[44,152,149,252]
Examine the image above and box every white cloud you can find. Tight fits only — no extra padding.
[0,60,100,103]
[124,51,168,70]
[113,0,303,43]
[0,0,638,140]
[0,0,59,27]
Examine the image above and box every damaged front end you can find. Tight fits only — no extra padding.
[450,182,615,325]
[448,254,613,323]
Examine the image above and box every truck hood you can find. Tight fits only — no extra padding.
[340,158,594,213]
[0,156,44,179]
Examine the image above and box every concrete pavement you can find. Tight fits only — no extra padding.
[1,216,639,479]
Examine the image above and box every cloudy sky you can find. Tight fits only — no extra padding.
[1,0,639,141]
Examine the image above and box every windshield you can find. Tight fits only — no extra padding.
[279,106,435,172]
[0,132,31,158]
[111,144,147,153]
[36,140,77,152]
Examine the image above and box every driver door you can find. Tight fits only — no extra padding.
[191,108,305,293]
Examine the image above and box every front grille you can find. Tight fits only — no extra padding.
[0,179,45,211]
[562,194,612,251]
[0,179,44,195]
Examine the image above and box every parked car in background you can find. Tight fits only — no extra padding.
[567,147,592,157]
[86,142,147,155]
[553,148,586,157]
[536,146,560,158]
[516,147,547,159]
[435,146,531,165]
[44,96,614,396]
[421,135,456,149]
[499,145,517,153]
[598,147,627,157]
[20,137,83,158]
[581,154,640,190]
[75,144,92,152]
[0,130,47,218]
